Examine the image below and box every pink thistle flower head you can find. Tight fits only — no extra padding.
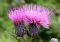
[8,4,53,29]
[22,4,53,29]
[8,7,26,26]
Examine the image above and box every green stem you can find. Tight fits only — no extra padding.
[23,34,32,42]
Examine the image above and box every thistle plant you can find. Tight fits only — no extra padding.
[8,4,54,42]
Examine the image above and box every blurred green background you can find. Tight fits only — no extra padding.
[0,0,60,42]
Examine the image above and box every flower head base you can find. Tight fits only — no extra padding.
[15,23,26,37]
[28,23,39,36]
[8,4,53,37]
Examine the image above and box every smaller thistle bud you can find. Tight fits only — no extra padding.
[50,38,58,42]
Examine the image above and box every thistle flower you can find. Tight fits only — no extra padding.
[27,4,53,28]
[8,4,53,37]
[8,7,26,37]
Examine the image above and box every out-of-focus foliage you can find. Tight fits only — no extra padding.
[0,0,60,42]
